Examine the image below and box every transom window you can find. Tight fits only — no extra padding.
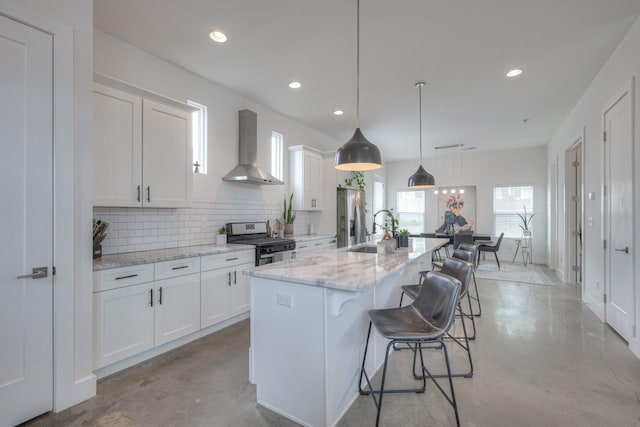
[188,100,207,174]
[271,131,284,181]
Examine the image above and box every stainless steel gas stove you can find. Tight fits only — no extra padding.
[226,222,296,266]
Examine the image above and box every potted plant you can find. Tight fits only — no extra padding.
[283,193,296,237]
[518,205,536,247]
[216,226,227,245]
[397,228,410,248]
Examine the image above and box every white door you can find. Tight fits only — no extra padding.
[201,268,233,327]
[232,264,253,316]
[604,84,634,341]
[0,15,54,425]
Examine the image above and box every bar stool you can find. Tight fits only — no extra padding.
[401,257,475,378]
[358,272,462,427]
[457,243,482,317]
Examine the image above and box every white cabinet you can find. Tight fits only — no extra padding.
[295,237,337,256]
[201,250,255,328]
[154,273,201,346]
[93,257,200,369]
[289,145,323,211]
[92,80,193,208]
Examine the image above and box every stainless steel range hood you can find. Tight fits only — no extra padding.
[223,109,283,185]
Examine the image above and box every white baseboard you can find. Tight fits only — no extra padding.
[54,374,97,412]
[94,312,250,380]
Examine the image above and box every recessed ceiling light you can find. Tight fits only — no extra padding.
[288,81,302,89]
[333,110,344,116]
[506,68,523,78]
[209,30,228,43]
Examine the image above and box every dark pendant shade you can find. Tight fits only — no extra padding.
[334,128,383,171]
[408,164,435,188]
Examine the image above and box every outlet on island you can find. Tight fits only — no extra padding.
[276,292,293,308]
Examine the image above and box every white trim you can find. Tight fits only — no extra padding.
[563,129,585,285]
[0,0,97,412]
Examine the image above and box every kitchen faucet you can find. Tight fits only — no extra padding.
[372,209,396,237]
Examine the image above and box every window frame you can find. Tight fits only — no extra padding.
[493,185,534,238]
[188,100,207,174]
[396,190,426,234]
[271,131,284,182]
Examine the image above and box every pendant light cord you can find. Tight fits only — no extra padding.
[419,83,423,164]
[356,0,360,128]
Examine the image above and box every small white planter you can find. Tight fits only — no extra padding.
[215,234,227,245]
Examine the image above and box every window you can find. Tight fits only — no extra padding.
[188,100,207,174]
[397,191,425,234]
[493,186,534,237]
[271,131,284,181]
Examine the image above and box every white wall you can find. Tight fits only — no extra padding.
[1,0,96,411]
[547,16,640,358]
[93,31,341,250]
[386,146,548,264]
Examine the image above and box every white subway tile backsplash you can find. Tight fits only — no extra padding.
[94,200,317,255]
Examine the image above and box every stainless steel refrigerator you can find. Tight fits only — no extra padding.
[336,188,366,248]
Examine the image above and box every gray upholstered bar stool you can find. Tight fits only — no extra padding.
[458,242,482,317]
[401,257,475,378]
[358,272,462,427]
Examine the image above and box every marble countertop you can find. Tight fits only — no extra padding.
[245,237,449,292]
[93,243,255,271]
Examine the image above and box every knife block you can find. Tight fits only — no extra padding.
[93,243,102,259]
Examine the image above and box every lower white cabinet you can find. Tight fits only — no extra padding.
[201,251,254,328]
[93,282,155,369]
[154,273,201,346]
[93,251,255,371]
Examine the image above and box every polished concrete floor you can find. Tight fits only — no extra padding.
[26,269,640,426]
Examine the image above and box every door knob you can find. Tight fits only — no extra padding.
[614,247,629,254]
[16,266,48,279]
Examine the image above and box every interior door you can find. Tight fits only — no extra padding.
[604,84,634,342]
[0,15,54,425]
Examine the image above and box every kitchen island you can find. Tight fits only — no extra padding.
[247,238,448,427]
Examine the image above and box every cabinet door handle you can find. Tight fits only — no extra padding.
[171,265,188,270]
[137,185,141,202]
[315,243,322,246]
[116,274,138,280]
[228,272,232,286]
[150,288,154,307]
[159,287,163,305]
[233,270,237,284]
[226,257,239,262]
[147,186,151,203]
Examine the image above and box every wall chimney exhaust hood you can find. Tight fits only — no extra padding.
[223,109,283,185]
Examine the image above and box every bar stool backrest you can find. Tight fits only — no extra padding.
[453,232,474,249]
[452,248,474,264]
[439,257,473,298]
[457,243,477,262]
[414,271,461,333]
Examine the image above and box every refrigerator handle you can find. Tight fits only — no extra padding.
[354,201,361,241]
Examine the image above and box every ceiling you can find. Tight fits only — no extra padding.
[94,0,640,162]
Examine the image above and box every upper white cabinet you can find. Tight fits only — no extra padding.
[93,78,193,208]
[289,145,324,211]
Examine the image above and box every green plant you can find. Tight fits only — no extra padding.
[218,227,226,235]
[382,210,399,234]
[342,171,366,193]
[518,205,536,232]
[283,193,296,224]
[398,228,410,237]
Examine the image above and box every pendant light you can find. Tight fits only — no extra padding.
[407,82,435,188]
[334,0,382,171]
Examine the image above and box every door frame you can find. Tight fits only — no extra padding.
[602,77,636,336]
[0,0,96,412]
[564,130,585,285]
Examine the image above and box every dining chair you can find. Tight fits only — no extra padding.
[359,271,462,427]
[477,232,504,270]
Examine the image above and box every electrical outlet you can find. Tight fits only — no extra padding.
[277,293,293,308]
